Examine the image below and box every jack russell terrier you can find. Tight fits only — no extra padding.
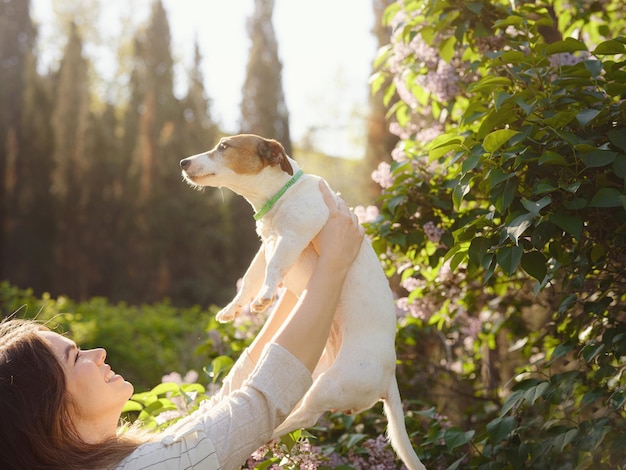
[180,134,426,470]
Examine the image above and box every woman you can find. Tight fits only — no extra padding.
[0,182,364,470]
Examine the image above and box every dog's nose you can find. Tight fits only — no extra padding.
[180,158,190,170]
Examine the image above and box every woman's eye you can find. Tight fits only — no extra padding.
[74,350,81,363]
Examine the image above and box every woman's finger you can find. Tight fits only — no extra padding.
[318,180,338,212]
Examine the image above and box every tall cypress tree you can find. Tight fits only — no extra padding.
[182,40,217,151]
[120,0,185,302]
[0,0,36,279]
[50,22,92,299]
[7,50,55,293]
[240,0,292,155]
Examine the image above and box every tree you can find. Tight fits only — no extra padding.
[364,0,399,201]
[50,22,92,299]
[6,49,55,294]
[0,0,36,279]
[182,40,218,151]
[240,0,292,155]
[371,0,626,467]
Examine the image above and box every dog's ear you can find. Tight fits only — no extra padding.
[258,138,294,175]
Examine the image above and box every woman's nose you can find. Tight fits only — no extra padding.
[89,348,107,364]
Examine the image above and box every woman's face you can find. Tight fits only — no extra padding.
[38,331,134,439]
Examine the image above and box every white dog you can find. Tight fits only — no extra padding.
[181,134,426,470]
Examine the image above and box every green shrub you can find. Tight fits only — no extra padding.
[0,280,233,389]
[370,0,626,467]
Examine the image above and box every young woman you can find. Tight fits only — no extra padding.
[0,182,364,470]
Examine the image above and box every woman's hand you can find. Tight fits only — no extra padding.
[312,181,364,275]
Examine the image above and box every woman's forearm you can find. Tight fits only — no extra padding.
[271,256,351,372]
[248,289,298,365]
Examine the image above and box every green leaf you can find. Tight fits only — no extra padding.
[494,91,512,111]
[150,382,180,395]
[521,380,550,405]
[468,236,491,266]
[545,38,588,55]
[521,251,548,281]
[500,389,524,416]
[506,213,534,244]
[429,134,463,150]
[499,50,527,64]
[531,221,557,249]
[453,175,472,209]
[494,15,523,29]
[576,108,601,126]
[496,245,523,275]
[487,416,516,442]
[611,391,626,410]
[609,129,626,152]
[343,433,367,448]
[493,177,518,213]
[439,35,457,62]
[588,188,624,207]
[534,182,556,194]
[521,196,552,215]
[614,154,626,178]
[122,400,144,413]
[181,383,205,394]
[461,151,482,172]
[581,342,606,362]
[467,76,512,94]
[581,389,605,407]
[550,213,583,239]
[578,149,617,168]
[593,39,626,55]
[486,168,510,189]
[583,59,603,78]
[429,143,463,161]
[444,428,475,450]
[606,82,626,97]
[447,455,469,470]
[550,342,575,361]
[484,129,520,153]
[206,355,235,383]
[539,151,568,166]
[543,110,578,128]
[552,429,579,452]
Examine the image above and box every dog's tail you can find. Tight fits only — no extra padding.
[383,377,427,470]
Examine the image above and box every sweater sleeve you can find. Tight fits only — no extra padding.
[115,343,312,470]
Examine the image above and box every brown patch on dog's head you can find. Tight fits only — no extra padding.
[215,134,294,176]
[257,137,294,175]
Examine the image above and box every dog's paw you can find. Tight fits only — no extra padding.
[251,294,275,313]
[216,305,240,323]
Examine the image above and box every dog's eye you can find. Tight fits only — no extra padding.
[218,142,229,151]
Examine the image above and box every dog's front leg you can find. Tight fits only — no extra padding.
[251,230,311,313]
[216,246,266,322]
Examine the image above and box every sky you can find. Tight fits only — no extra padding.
[30,0,378,158]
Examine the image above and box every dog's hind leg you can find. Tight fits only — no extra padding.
[382,378,427,470]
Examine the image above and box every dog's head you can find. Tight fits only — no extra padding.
[180,134,294,188]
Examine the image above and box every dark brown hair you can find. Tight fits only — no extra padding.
[0,319,148,469]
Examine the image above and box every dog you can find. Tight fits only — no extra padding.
[180,134,426,470]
